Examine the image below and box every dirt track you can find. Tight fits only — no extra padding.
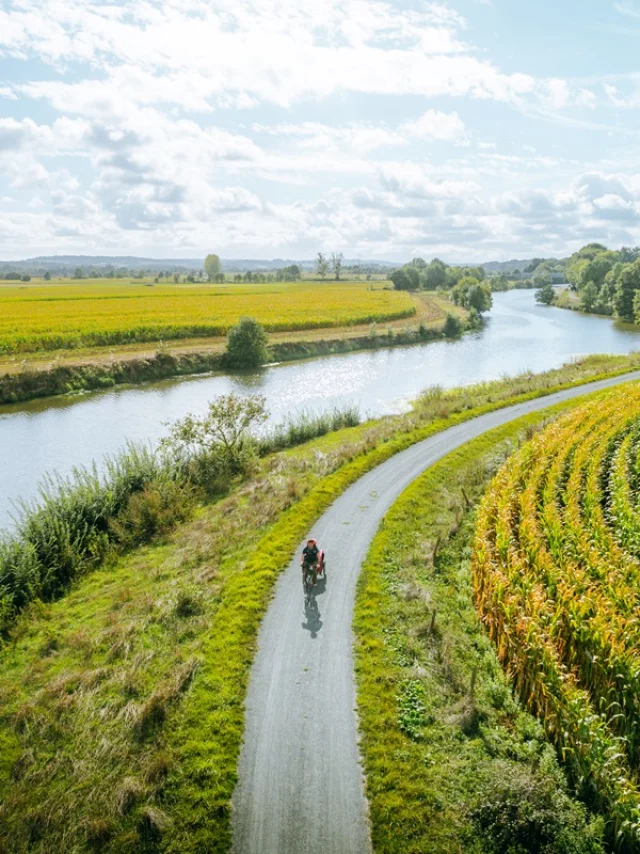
[232,370,640,854]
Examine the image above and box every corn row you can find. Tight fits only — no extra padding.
[473,385,640,848]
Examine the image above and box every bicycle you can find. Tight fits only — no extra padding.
[302,562,316,607]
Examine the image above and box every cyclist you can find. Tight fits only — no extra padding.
[301,537,321,586]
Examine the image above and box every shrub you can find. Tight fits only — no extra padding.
[223,316,270,368]
[443,313,463,337]
[470,765,604,854]
[108,479,195,548]
[161,393,267,492]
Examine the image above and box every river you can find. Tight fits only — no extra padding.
[1,289,640,531]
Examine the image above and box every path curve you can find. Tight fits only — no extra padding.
[232,370,640,854]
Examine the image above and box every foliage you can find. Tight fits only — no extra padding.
[389,267,416,290]
[316,251,329,280]
[331,252,343,281]
[204,253,221,281]
[161,393,267,490]
[451,278,493,313]
[471,767,605,854]
[423,258,448,289]
[536,283,556,305]
[223,316,270,368]
[473,386,640,849]
[614,258,640,321]
[443,312,463,337]
[580,281,599,312]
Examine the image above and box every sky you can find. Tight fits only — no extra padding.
[1,0,640,262]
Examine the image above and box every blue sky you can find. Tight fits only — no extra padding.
[1,0,640,262]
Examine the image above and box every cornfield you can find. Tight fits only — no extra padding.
[0,281,416,354]
[473,385,640,850]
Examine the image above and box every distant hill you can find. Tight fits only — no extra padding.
[0,255,398,274]
[0,254,560,276]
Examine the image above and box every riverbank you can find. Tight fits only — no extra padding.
[0,293,469,405]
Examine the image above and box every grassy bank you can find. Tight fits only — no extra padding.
[2,356,640,851]
[0,302,466,405]
[353,391,622,853]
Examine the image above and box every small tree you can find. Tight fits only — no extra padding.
[331,252,343,281]
[535,283,555,305]
[317,252,329,280]
[389,268,413,290]
[204,254,222,281]
[44,271,51,281]
[224,317,270,368]
[161,393,268,491]
[443,313,462,337]
[580,282,599,312]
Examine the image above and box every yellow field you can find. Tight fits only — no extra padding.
[0,279,415,355]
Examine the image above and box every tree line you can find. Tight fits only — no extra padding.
[388,257,493,314]
[549,243,640,321]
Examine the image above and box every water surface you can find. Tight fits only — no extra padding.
[1,290,639,530]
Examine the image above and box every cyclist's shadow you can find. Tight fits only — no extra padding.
[302,573,327,638]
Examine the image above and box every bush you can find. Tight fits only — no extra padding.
[443,313,463,337]
[223,317,270,368]
[108,479,195,548]
[470,765,604,854]
[161,393,267,492]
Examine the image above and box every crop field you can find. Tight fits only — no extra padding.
[0,280,416,355]
[473,385,640,847]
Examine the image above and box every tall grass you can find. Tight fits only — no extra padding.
[257,406,360,454]
[0,405,361,634]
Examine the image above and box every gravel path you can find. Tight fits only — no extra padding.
[232,371,640,854]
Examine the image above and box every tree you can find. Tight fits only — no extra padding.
[21,274,31,282]
[173,273,180,283]
[331,252,343,281]
[580,282,599,312]
[161,393,268,489]
[424,259,447,289]
[411,257,427,269]
[317,252,329,280]
[73,267,84,279]
[44,271,51,281]
[467,283,493,313]
[204,254,221,282]
[443,313,462,337]
[525,258,546,273]
[404,265,421,290]
[224,317,270,368]
[535,283,555,305]
[389,268,414,291]
[533,269,552,288]
[281,264,301,282]
[614,259,640,321]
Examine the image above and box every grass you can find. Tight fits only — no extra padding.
[3,355,640,851]
[0,279,416,355]
[353,391,626,853]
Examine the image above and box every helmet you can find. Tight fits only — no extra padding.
[307,537,317,544]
